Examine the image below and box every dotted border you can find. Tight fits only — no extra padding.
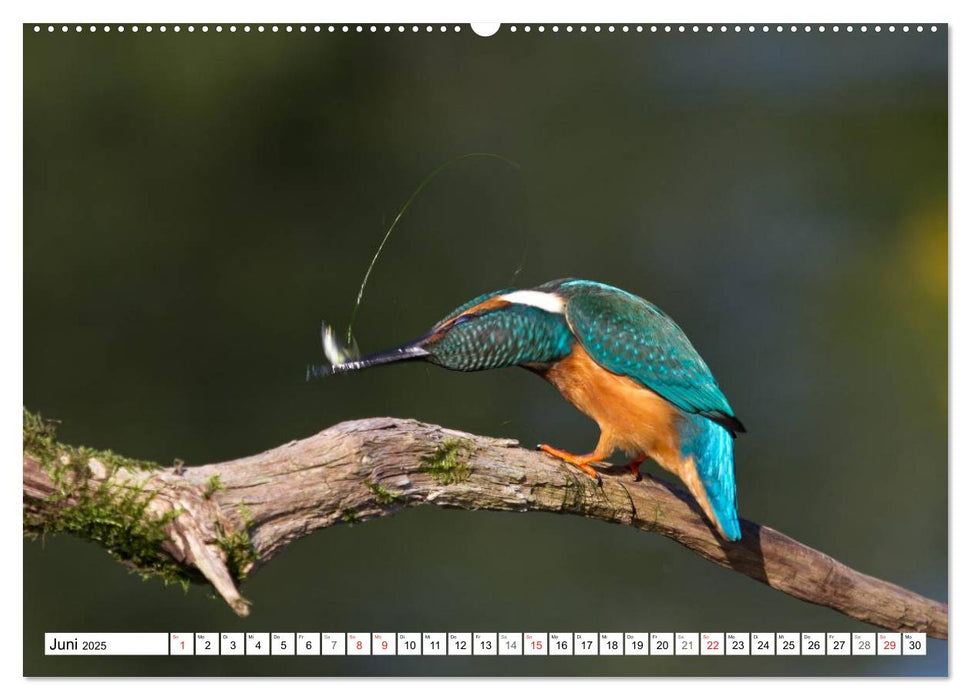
[30,24,941,35]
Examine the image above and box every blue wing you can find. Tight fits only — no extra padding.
[560,281,743,434]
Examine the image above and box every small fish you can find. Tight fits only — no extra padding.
[308,323,361,381]
[322,323,360,365]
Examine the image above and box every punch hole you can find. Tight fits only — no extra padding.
[470,23,500,37]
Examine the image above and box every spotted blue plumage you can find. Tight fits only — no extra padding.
[426,303,574,371]
[541,279,741,432]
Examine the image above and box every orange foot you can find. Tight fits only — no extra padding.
[537,444,604,486]
[624,454,646,482]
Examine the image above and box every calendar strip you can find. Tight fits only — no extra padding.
[44,631,927,657]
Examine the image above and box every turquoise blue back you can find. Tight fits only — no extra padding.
[544,279,741,432]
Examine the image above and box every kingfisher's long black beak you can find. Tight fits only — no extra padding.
[306,343,430,381]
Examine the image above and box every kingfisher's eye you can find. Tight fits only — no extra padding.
[452,315,472,327]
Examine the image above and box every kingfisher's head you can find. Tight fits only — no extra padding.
[309,288,574,379]
[419,290,573,372]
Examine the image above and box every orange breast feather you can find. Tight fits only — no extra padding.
[544,344,684,463]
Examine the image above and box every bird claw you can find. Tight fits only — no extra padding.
[537,444,604,486]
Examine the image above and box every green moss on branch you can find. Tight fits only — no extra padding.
[419,438,473,484]
[23,409,196,589]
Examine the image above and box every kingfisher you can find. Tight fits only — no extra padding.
[309,279,745,541]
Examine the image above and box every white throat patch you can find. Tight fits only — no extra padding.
[499,290,566,314]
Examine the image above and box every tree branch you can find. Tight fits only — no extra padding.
[22,414,947,638]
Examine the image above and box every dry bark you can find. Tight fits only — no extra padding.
[22,416,947,639]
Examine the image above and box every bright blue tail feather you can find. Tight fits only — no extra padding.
[680,415,741,541]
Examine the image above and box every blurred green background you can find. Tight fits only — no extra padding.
[23,24,947,676]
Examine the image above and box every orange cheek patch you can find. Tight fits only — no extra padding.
[445,297,512,322]
[435,297,513,332]
[423,297,513,345]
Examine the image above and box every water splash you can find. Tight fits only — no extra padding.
[343,152,520,345]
